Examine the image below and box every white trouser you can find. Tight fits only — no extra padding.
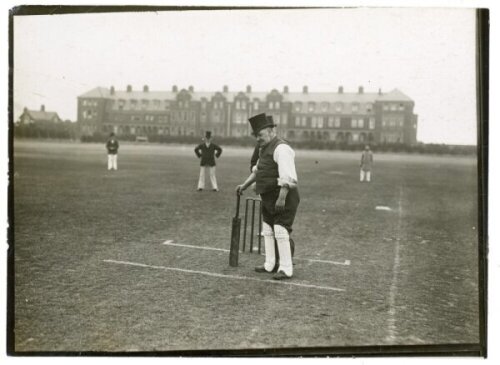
[108,154,118,170]
[197,166,218,190]
[360,170,371,182]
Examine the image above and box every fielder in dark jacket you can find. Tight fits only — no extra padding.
[194,131,222,191]
[106,132,119,170]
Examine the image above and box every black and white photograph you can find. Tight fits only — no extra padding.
[4,2,494,358]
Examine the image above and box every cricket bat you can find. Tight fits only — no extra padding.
[229,192,241,267]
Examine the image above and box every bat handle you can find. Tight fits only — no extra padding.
[235,192,241,218]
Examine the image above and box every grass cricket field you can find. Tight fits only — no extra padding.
[11,140,480,353]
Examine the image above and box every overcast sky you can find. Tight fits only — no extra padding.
[13,7,477,144]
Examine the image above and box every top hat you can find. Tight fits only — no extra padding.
[248,113,276,136]
[266,115,274,124]
[109,132,115,137]
[205,131,212,139]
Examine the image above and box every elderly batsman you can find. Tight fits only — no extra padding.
[236,113,300,280]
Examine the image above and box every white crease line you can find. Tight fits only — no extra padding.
[103,259,345,292]
[162,241,229,252]
[386,186,404,342]
[295,257,351,266]
[162,240,350,266]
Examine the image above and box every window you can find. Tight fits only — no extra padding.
[301,116,307,127]
[308,102,315,113]
[369,117,375,129]
[236,101,241,110]
[328,117,334,128]
[130,99,138,109]
[254,101,259,110]
[118,99,125,110]
[268,101,273,110]
[399,103,405,111]
[153,100,160,109]
[317,117,324,129]
[306,117,312,127]
[321,102,329,112]
[335,103,343,112]
[390,104,397,111]
[334,117,340,128]
[311,117,317,128]
[351,103,359,112]
[351,119,357,128]
[241,101,247,109]
[366,103,373,112]
[294,102,302,112]
[141,99,149,109]
[275,101,280,109]
[357,119,364,128]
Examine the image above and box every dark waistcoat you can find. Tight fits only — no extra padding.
[255,137,289,194]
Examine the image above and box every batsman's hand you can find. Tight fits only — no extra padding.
[275,188,287,212]
[236,184,246,195]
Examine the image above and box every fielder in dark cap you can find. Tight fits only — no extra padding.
[106,132,119,170]
[236,113,300,280]
[194,131,223,191]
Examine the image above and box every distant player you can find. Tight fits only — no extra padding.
[106,132,119,170]
[194,131,223,192]
[360,145,373,182]
[236,113,299,280]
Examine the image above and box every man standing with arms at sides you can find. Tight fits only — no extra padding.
[106,132,119,171]
[360,145,374,182]
[195,131,223,192]
[236,113,299,280]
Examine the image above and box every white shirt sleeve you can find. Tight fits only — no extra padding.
[273,144,298,188]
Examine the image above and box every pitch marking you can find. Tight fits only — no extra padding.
[162,240,229,253]
[376,206,393,211]
[162,240,350,266]
[386,187,403,342]
[103,259,345,292]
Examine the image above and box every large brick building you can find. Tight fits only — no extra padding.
[78,85,418,145]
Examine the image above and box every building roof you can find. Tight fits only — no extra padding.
[78,87,413,103]
[25,110,61,122]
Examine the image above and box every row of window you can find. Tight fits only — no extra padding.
[382,118,405,128]
[293,116,377,129]
[95,98,407,113]
[82,100,98,107]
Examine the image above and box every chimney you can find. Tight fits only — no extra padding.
[378,88,382,95]
[143,85,149,92]
[358,86,364,94]
[338,86,343,94]
[40,104,45,111]
[110,86,115,95]
[302,85,308,94]
[126,85,132,92]
[172,85,178,92]
[223,85,228,93]
[283,86,289,93]
[246,85,252,93]
[188,85,194,92]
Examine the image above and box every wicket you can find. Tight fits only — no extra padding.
[242,197,262,254]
